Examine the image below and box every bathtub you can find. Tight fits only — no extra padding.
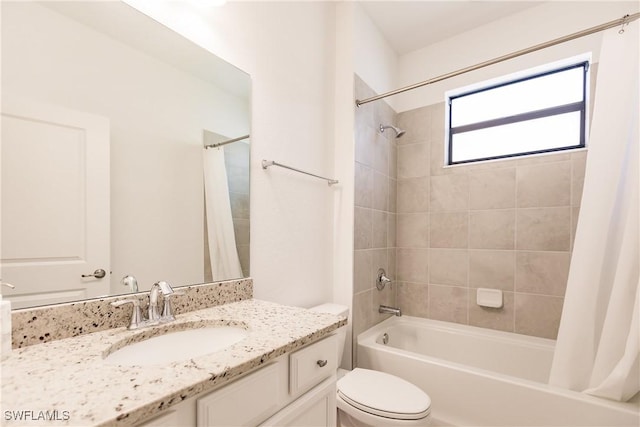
[357,316,640,426]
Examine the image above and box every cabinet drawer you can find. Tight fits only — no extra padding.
[289,334,337,396]
[197,361,285,427]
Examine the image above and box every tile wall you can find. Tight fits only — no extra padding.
[354,67,596,345]
[395,102,585,339]
[352,76,398,361]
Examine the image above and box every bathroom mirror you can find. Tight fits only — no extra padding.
[1,1,251,309]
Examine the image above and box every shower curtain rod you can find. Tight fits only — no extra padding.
[261,159,339,186]
[204,134,250,149]
[355,12,639,107]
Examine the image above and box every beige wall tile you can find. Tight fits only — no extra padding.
[468,250,515,291]
[429,284,468,324]
[389,142,398,179]
[388,213,397,248]
[515,152,571,166]
[373,131,390,175]
[430,212,468,248]
[373,171,390,211]
[516,251,570,296]
[469,290,514,332]
[397,282,429,318]
[355,123,375,168]
[398,143,429,179]
[397,177,430,213]
[354,250,373,294]
[517,162,571,208]
[388,248,397,278]
[397,106,431,145]
[355,162,373,208]
[469,168,516,210]
[429,249,468,286]
[233,219,250,245]
[430,103,446,143]
[239,246,250,276]
[515,294,564,339]
[372,211,388,249]
[352,289,373,337]
[516,207,571,251]
[397,213,429,248]
[389,178,397,212]
[571,152,586,207]
[431,174,469,212]
[469,210,515,249]
[396,248,429,283]
[371,249,389,276]
[430,137,447,175]
[230,192,250,219]
[354,207,372,250]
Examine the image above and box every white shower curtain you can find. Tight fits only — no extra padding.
[548,25,639,401]
[203,147,243,281]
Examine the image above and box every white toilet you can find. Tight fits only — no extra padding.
[309,303,431,427]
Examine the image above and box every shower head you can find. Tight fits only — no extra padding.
[379,124,406,138]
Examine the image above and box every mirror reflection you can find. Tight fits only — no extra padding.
[1,1,251,309]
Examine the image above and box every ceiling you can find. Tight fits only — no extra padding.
[359,1,544,55]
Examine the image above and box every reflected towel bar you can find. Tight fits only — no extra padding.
[261,160,339,186]
[204,134,250,149]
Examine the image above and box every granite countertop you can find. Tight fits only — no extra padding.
[1,299,345,427]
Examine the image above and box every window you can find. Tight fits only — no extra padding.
[446,60,589,165]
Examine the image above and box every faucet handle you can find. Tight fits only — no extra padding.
[111,299,145,329]
[155,280,175,295]
[161,291,185,322]
[376,268,392,290]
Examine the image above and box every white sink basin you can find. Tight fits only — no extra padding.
[103,326,248,366]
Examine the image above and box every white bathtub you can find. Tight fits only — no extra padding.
[357,316,640,426]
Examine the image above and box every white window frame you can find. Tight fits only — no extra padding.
[444,54,591,166]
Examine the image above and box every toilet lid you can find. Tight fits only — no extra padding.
[337,368,431,421]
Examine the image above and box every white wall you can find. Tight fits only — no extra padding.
[396,1,639,111]
[353,2,398,110]
[2,2,249,294]
[126,1,337,307]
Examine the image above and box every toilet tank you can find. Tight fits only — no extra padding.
[308,303,348,363]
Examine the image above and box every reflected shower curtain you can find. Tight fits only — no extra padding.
[549,26,639,401]
[203,147,243,281]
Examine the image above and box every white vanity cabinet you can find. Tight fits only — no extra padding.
[137,334,337,427]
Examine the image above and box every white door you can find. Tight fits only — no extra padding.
[1,99,110,308]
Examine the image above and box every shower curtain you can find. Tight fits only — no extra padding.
[548,25,639,401]
[203,147,243,281]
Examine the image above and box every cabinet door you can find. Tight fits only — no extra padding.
[260,376,336,427]
[197,361,286,427]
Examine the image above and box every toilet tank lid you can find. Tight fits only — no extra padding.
[308,303,349,318]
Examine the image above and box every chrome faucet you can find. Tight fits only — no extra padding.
[111,280,184,329]
[379,305,402,316]
[149,281,184,323]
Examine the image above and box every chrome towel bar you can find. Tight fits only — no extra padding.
[261,159,338,186]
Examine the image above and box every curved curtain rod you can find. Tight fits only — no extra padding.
[204,134,250,149]
[355,12,639,107]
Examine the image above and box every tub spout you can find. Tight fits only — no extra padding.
[379,305,402,316]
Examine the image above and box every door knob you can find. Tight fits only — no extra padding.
[82,269,107,279]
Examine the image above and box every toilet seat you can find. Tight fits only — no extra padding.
[337,368,431,421]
